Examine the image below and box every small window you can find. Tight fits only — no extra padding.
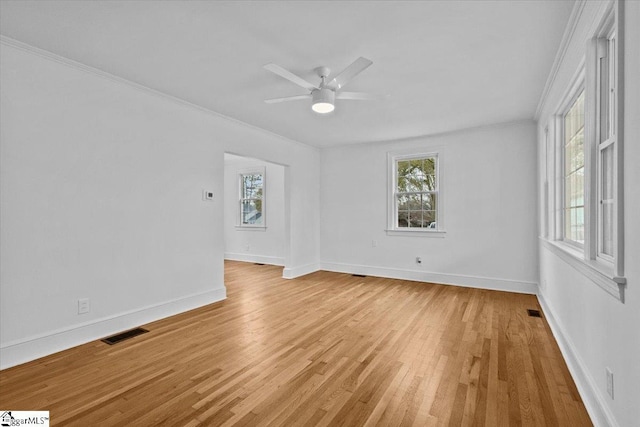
[239,171,264,227]
[390,154,440,231]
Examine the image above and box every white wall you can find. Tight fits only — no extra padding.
[224,155,286,265]
[0,40,320,368]
[320,120,539,293]
[535,2,640,426]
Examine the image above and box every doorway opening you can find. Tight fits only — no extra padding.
[223,153,290,276]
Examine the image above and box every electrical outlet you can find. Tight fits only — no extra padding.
[202,190,214,201]
[606,368,614,399]
[372,240,377,247]
[245,244,250,252]
[78,298,90,315]
[416,256,422,264]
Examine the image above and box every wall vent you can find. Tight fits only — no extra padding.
[101,327,149,345]
[527,309,542,318]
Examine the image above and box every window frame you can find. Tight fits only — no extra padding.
[387,151,445,237]
[594,23,617,265]
[237,168,266,229]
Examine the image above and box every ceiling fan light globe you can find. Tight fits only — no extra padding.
[312,102,335,114]
[311,88,335,114]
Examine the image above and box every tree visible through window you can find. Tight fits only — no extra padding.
[240,173,264,226]
[395,156,438,229]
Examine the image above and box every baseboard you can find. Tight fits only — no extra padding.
[320,262,538,294]
[537,293,619,427]
[224,252,285,266]
[0,287,227,370]
[282,263,320,279]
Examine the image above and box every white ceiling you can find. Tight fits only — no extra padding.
[0,0,574,148]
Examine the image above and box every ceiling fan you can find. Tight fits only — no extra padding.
[263,57,376,114]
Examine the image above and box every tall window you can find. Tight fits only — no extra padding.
[392,155,439,230]
[563,91,585,245]
[239,171,264,227]
[596,29,617,260]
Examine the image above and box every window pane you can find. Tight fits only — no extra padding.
[397,211,409,228]
[407,194,421,210]
[564,175,572,208]
[575,206,584,244]
[423,174,437,191]
[422,193,436,211]
[565,138,572,175]
[242,174,263,199]
[576,167,584,206]
[408,159,423,175]
[602,201,613,255]
[565,208,572,241]
[408,211,423,228]
[397,176,407,192]
[575,128,584,169]
[241,200,263,225]
[601,144,614,256]
[563,90,585,244]
[397,160,411,177]
[422,158,435,175]
[424,210,437,228]
[397,194,409,211]
[602,145,614,200]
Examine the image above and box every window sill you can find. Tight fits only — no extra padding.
[235,226,267,232]
[385,229,446,238]
[540,238,626,302]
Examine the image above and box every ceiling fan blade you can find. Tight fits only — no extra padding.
[328,57,373,90]
[336,91,379,101]
[264,63,318,91]
[264,94,311,104]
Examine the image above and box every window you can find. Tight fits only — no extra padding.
[543,2,625,299]
[595,26,617,261]
[388,153,443,234]
[239,170,264,227]
[562,90,585,246]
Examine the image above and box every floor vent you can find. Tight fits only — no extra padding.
[352,274,367,277]
[101,327,149,345]
[254,263,265,265]
[527,309,542,318]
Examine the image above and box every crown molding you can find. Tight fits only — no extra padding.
[0,35,318,153]
[535,0,587,120]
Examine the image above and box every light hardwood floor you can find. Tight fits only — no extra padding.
[0,261,591,426]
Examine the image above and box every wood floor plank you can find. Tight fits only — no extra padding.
[0,261,592,426]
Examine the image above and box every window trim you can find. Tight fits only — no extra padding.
[386,150,445,237]
[237,167,266,230]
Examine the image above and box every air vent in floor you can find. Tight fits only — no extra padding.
[527,309,542,318]
[101,327,149,345]
[352,274,367,277]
